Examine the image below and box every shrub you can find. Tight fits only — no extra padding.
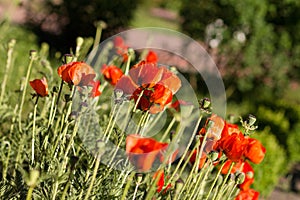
[251,127,287,197]
[23,0,141,51]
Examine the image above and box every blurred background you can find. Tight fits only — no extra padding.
[0,0,300,199]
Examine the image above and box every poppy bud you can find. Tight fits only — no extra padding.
[175,178,184,194]
[136,173,143,184]
[200,97,211,110]
[208,151,219,162]
[29,50,37,60]
[8,39,16,49]
[94,20,107,29]
[76,37,84,48]
[248,114,256,126]
[26,169,40,187]
[63,54,73,64]
[235,172,245,184]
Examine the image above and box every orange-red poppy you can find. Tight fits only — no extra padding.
[57,61,96,86]
[115,62,181,113]
[114,36,129,62]
[245,138,266,164]
[88,80,101,98]
[216,132,248,162]
[169,100,192,112]
[29,77,48,97]
[153,169,172,193]
[126,134,168,171]
[221,121,240,138]
[235,189,259,200]
[101,64,124,85]
[146,51,158,63]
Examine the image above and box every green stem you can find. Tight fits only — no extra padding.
[47,80,64,131]
[102,104,117,140]
[31,96,39,165]
[121,172,136,200]
[205,161,226,200]
[225,182,238,199]
[61,118,80,171]
[19,53,36,132]
[166,116,202,186]
[190,163,213,200]
[26,186,34,200]
[0,39,15,105]
[160,117,176,141]
[124,54,132,76]
[93,26,102,49]
[214,161,234,200]
[84,156,101,200]
[3,141,11,181]
[133,90,144,113]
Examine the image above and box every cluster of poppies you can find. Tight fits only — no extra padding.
[28,36,266,200]
[125,115,265,199]
[30,61,102,98]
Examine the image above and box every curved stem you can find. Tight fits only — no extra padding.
[205,161,226,200]
[19,56,35,132]
[84,156,101,200]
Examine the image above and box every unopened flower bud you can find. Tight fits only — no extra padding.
[26,169,40,187]
[248,114,256,126]
[246,171,254,179]
[216,174,223,186]
[114,89,124,104]
[63,54,73,64]
[94,20,107,29]
[200,97,211,109]
[136,173,143,184]
[128,48,135,56]
[175,178,184,194]
[208,151,219,162]
[95,140,105,157]
[235,172,245,184]
[76,37,84,48]
[29,50,37,60]
[8,39,16,49]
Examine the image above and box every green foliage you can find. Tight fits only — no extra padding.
[251,128,287,197]
[23,0,141,51]
[0,21,38,84]
[179,0,300,97]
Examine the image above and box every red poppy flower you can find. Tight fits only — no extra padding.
[126,134,168,171]
[114,36,129,62]
[29,77,48,97]
[189,150,207,169]
[216,132,248,162]
[101,64,124,85]
[221,121,240,138]
[235,189,259,200]
[57,61,96,86]
[88,80,101,97]
[115,62,181,113]
[245,138,266,164]
[169,100,192,112]
[146,51,158,63]
[153,169,172,193]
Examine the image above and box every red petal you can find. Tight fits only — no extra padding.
[129,63,163,87]
[115,76,138,95]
